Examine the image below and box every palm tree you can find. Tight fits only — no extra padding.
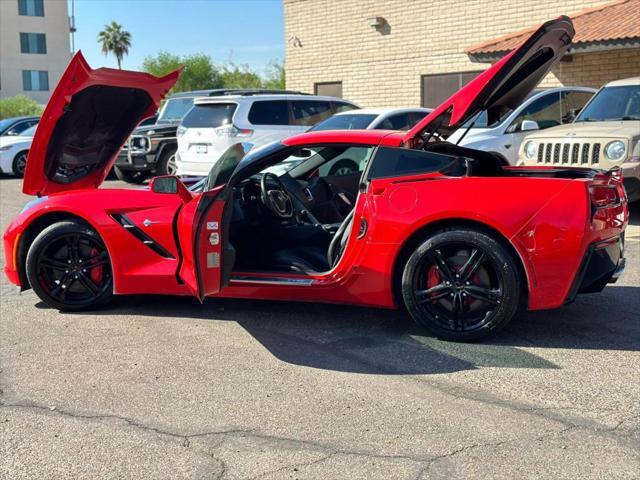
[97,21,131,69]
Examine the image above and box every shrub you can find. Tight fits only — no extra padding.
[0,95,43,119]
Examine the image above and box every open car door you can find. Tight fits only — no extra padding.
[176,143,253,301]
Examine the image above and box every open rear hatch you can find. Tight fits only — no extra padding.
[403,16,574,147]
[23,52,180,196]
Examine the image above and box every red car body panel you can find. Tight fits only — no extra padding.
[2,17,628,318]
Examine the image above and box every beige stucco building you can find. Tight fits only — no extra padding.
[284,0,640,108]
[0,0,71,104]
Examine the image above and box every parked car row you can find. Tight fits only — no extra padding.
[2,64,637,203]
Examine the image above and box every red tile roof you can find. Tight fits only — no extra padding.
[466,0,640,56]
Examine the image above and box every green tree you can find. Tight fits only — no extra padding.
[220,63,263,89]
[142,52,222,93]
[97,21,131,69]
[263,60,285,90]
[0,95,43,119]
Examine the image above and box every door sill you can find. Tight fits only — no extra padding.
[230,274,314,286]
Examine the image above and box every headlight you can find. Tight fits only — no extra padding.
[524,141,538,159]
[605,140,626,161]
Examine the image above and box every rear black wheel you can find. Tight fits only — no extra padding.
[401,228,521,341]
[12,150,28,177]
[26,221,113,311]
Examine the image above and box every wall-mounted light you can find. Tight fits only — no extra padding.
[367,17,385,28]
[367,16,390,35]
[288,35,303,48]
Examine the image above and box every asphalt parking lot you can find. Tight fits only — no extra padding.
[0,176,638,479]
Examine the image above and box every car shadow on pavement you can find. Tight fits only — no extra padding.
[35,283,638,376]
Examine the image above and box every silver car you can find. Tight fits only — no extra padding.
[447,87,596,165]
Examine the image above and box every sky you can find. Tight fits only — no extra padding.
[69,0,285,74]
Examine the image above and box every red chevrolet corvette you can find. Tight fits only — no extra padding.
[3,17,628,341]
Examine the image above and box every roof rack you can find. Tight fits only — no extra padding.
[169,89,311,98]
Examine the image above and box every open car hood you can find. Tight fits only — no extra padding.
[403,16,574,147]
[23,52,180,196]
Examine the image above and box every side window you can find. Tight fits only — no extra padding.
[376,113,411,131]
[319,146,374,177]
[507,92,561,132]
[7,121,31,136]
[561,91,593,124]
[332,101,357,113]
[408,111,429,128]
[367,147,458,179]
[291,100,333,126]
[247,100,289,126]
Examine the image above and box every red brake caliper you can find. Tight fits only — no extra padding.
[89,247,103,284]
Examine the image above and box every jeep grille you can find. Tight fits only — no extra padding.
[536,142,602,166]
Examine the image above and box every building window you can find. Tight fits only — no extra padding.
[22,70,49,91]
[20,33,47,54]
[421,71,483,108]
[314,82,343,98]
[18,0,44,16]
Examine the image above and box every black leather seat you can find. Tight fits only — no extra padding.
[272,209,355,274]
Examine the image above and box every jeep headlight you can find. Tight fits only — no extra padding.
[524,141,538,159]
[605,140,626,161]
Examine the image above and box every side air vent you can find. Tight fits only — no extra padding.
[111,213,175,259]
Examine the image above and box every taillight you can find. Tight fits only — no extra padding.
[176,126,187,138]
[214,125,253,138]
[589,185,620,209]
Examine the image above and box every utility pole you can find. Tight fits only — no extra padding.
[69,0,76,54]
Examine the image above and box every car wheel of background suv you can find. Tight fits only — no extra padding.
[157,147,178,176]
[12,150,29,177]
[113,166,149,184]
[401,227,522,342]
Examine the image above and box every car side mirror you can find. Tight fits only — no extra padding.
[150,175,192,202]
[6,130,17,136]
[520,120,539,132]
[151,175,178,194]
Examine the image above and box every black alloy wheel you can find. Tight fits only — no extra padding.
[401,228,521,342]
[26,221,113,311]
[12,151,28,177]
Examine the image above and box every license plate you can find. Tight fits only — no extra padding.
[196,144,208,154]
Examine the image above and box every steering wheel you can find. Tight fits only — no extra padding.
[261,172,294,219]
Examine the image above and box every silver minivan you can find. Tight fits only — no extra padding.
[447,87,595,164]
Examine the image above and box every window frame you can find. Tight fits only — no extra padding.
[22,70,49,91]
[18,0,44,17]
[20,32,47,54]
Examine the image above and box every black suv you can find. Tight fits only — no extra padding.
[113,89,315,183]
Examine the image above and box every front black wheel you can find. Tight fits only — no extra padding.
[26,221,113,311]
[401,228,521,342]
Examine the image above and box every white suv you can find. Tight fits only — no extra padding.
[175,92,358,176]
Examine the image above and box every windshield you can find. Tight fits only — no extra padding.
[182,103,237,128]
[204,142,254,190]
[576,85,640,122]
[309,113,377,131]
[157,97,195,123]
[0,118,17,134]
